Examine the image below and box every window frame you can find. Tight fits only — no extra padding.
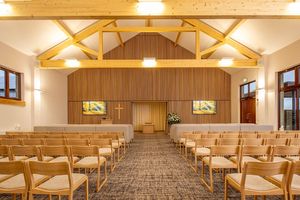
[278,65,300,130]
[240,80,256,99]
[0,65,21,101]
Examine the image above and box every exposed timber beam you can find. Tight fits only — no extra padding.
[39,59,258,69]
[174,21,185,47]
[101,26,196,32]
[184,19,260,59]
[112,22,124,47]
[52,20,96,59]
[1,1,300,19]
[38,19,115,60]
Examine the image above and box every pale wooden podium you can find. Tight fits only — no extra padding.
[142,123,155,134]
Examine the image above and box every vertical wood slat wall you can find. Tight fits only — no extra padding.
[67,33,231,125]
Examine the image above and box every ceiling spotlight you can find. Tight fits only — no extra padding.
[137,0,164,15]
[142,57,157,68]
[218,58,233,67]
[65,59,80,68]
[0,0,12,15]
[288,1,300,14]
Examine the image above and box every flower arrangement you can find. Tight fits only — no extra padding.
[167,113,181,125]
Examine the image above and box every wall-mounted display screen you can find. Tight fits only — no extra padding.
[82,101,107,115]
[192,100,216,115]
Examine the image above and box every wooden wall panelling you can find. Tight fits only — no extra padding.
[152,68,177,101]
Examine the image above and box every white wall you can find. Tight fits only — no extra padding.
[0,42,68,133]
[231,39,300,129]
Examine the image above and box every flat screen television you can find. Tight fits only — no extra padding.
[82,101,107,115]
[192,100,216,115]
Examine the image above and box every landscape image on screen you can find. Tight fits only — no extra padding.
[193,100,216,114]
[82,101,107,115]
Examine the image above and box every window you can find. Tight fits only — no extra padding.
[0,66,21,100]
[279,66,300,130]
[240,81,256,99]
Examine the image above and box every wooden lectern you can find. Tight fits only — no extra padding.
[142,122,155,134]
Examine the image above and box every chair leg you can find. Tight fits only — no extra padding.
[49,195,52,200]
[12,194,16,200]
[224,178,228,200]
[96,166,100,192]
[185,146,188,158]
[68,194,73,200]
[58,195,61,200]
[195,155,198,173]
[200,161,214,192]
[289,193,294,200]
[28,192,33,200]
[85,179,89,200]
[241,193,246,200]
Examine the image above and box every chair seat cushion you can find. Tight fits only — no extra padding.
[99,148,114,156]
[0,156,28,162]
[26,156,53,162]
[233,156,261,167]
[286,156,299,161]
[0,174,13,182]
[119,138,125,143]
[258,156,288,162]
[191,147,210,156]
[185,141,195,148]
[112,142,121,148]
[227,173,279,191]
[203,156,237,168]
[0,174,44,189]
[272,174,300,190]
[37,174,87,191]
[74,156,106,168]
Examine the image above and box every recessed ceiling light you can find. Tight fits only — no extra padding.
[137,0,164,15]
[218,58,233,67]
[287,1,300,14]
[65,59,80,68]
[0,0,12,15]
[142,57,157,68]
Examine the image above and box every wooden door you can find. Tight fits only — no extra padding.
[240,98,256,123]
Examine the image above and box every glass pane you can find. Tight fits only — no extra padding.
[249,82,256,97]
[280,90,297,130]
[0,70,5,97]
[281,70,295,88]
[241,84,248,98]
[9,72,18,98]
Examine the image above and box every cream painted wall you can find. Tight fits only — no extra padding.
[0,42,68,133]
[231,39,300,130]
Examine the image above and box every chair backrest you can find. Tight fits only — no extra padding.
[66,139,89,146]
[272,146,300,157]
[64,134,81,139]
[241,145,271,156]
[222,133,240,138]
[0,160,25,175]
[210,145,240,156]
[242,161,290,189]
[264,138,288,146]
[180,132,193,139]
[40,146,69,157]
[80,134,95,139]
[0,146,11,159]
[258,133,277,139]
[239,132,257,139]
[277,133,298,139]
[23,139,45,146]
[187,133,202,141]
[46,134,65,138]
[11,145,40,160]
[217,138,240,146]
[70,146,99,157]
[201,133,221,139]
[44,139,66,146]
[90,139,112,148]
[27,161,72,189]
[10,134,29,139]
[29,134,47,139]
[195,138,217,147]
[193,131,208,135]
[1,139,23,146]
[288,161,300,189]
[242,138,264,146]
[97,134,118,140]
[290,138,300,146]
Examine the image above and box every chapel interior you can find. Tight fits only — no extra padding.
[1,1,300,199]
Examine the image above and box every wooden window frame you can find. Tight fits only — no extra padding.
[240,80,256,100]
[0,65,22,101]
[278,65,300,130]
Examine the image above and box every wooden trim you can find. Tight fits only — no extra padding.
[40,59,258,69]
[101,26,197,32]
[0,98,25,107]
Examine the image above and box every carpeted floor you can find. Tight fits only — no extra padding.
[0,133,285,199]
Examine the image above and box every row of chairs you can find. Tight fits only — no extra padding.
[0,160,89,200]
[225,161,300,200]
[0,145,109,193]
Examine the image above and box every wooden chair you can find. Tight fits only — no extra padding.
[270,146,300,162]
[0,161,28,199]
[217,138,240,146]
[44,139,66,146]
[264,138,288,146]
[258,133,277,139]
[184,134,202,159]
[222,133,240,138]
[177,132,193,154]
[290,138,300,146]
[225,161,290,200]
[10,146,43,162]
[239,132,257,139]
[39,146,78,163]
[22,139,45,146]
[98,134,121,161]
[80,134,95,139]
[27,161,88,200]
[241,138,264,146]
[192,138,217,173]
[287,161,300,199]
[70,146,107,192]
[113,131,127,153]
[10,134,29,139]
[64,134,81,139]
[201,145,240,192]
[201,133,221,139]
[0,146,12,162]
[46,134,65,139]
[66,139,89,146]
[277,132,298,139]
[90,139,115,172]
[29,135,47,139]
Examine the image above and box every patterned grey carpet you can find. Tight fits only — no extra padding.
[0,134,285,199]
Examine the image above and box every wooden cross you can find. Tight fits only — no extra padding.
[114,103,124,120]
